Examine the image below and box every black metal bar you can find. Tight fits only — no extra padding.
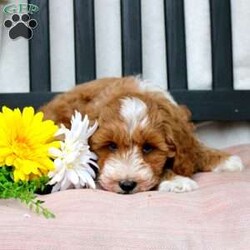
[164,0,188,90]
[74,0,96,84]
[0,93,57,110]
[210,0,234,90]
[171,90,250,121]
[28,0,51,92]
[1,90,250,121]
[121,0,142,76]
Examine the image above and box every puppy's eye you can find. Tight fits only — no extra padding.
[107,142,118,152]
[142,143,154,154]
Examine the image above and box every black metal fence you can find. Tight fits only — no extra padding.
[0,0,250,121]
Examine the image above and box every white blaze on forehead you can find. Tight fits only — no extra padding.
[120,97,149,133]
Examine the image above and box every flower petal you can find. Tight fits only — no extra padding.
[49,166,66,184]
[60,176,72,191]
[68,169,79,185]
[78,169,96,189]
[49,147,62,158]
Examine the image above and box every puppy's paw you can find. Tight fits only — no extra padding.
[158,176,198,193]
[213,155,245,173]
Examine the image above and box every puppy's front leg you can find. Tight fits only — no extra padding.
[158,170,198,193]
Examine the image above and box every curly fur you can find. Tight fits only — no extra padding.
[40,77,244,194]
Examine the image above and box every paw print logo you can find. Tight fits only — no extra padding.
[4,13,38,40]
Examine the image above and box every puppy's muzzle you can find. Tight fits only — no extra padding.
[119,180,137,193]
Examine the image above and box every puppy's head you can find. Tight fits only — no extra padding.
[90,94,176,194]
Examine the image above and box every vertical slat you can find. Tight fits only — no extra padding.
[164,0,187,90]
[141,0,167,89]
[74,0,96,84]
[94,0,122,78]
[29,0,50,92]
[210,0,233,90]
[121,0,142,76]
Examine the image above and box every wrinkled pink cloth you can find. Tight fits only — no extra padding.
[0,144,250,250]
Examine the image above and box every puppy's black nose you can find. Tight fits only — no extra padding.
[119,180,137,192]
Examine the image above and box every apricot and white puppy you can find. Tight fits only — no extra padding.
[40,77,245,194]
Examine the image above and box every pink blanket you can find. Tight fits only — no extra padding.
[0,144,250,250]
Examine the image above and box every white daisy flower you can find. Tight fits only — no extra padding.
[48,111,99,192]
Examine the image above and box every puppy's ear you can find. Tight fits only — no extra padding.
[159,100,199,176]
[165,123,200,176]
[162,103,229,176]
[164,135,176,158]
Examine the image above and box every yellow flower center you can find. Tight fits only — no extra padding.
[67,164,74,169]
[12,137,31,159]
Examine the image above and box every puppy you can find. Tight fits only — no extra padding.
[40,76,244,194]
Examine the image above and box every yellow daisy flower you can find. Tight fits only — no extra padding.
[0,106,60,182]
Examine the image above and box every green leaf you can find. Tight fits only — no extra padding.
[0,166,55,219]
